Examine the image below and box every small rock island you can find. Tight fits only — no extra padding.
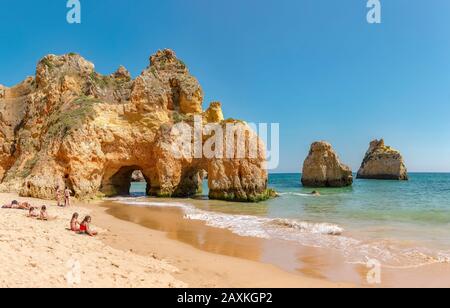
[301,141,353,188]
[357,139,408,180]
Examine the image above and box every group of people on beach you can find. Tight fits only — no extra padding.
[1,184,98,237]
[3,200,50,221]
[2,200,32,210]
[56,186,73,207]
[2,199,97,236]
[28,205,48,220]
[70,213,98,237]
[2,200,49,220]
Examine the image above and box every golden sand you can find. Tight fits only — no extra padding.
[4,192,449,288]
[0,192,350,288]
[0,193,185,288]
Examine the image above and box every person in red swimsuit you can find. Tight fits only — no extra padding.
[79,216,98,236]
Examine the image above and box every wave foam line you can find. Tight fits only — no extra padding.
[112,199,344,236]
[111,198,450,268]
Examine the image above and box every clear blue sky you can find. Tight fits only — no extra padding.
[1,0,450,172]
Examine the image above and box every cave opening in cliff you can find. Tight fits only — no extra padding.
[190,169,209,199]
[129,169,148,197]
[177,168,209,199]
[102,166,150,197]
[199,169,209,198]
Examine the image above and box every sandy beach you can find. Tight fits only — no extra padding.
[0,192,352,288]
[0,193,185,288]
[3,191,450,288]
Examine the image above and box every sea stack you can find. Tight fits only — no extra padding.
[357,139,408,180]
[301,141,353,187]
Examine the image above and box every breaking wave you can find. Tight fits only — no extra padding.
[272,219,344,235]
[109,198,450,268]
[278,192,314,197]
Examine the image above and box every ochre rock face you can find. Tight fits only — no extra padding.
[0,50,269,202]
[357,139,408,180]
[203,102,224,123]
[301,141,353,187]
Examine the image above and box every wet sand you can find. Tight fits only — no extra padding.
[93,198,450,288]
[87,199,354,288]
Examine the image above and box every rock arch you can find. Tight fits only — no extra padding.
[0,50,271,202]
[101,166,151,196]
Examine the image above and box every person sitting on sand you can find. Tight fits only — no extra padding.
[39,205,49,221]
[56,186,63,207]
[64,187,73,207]
[70,213,80,232]
[28,207,39,218]
[79,216,98,237]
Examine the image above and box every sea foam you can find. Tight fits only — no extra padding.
[109,197,450,268]
[108,198,344,237]
[272,219,344,235]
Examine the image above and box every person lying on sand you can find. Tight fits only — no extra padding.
[20,202,32,210]
[28,207,39,218]
[2,200,19,209]
[2,200,32,210]
[79,216,98,236]
[70,213,80,232]
[38,205,49,221]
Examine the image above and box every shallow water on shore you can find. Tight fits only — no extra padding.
[108,173,450,285]
[101,198,366,285]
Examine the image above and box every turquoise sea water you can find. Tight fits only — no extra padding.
[269,173,450,244]
[128,173,450,266]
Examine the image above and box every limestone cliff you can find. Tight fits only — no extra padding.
[301,141,353,187]
[0,49,270,202]
[357,139,408,180]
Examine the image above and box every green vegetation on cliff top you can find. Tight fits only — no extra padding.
[46,96,100,139]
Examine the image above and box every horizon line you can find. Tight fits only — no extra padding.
[269,171,450,175]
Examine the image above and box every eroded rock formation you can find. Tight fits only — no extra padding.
[0,49,270,202]
[301,141,353,187]
[357,139,408,180]
[203,102,224,123]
